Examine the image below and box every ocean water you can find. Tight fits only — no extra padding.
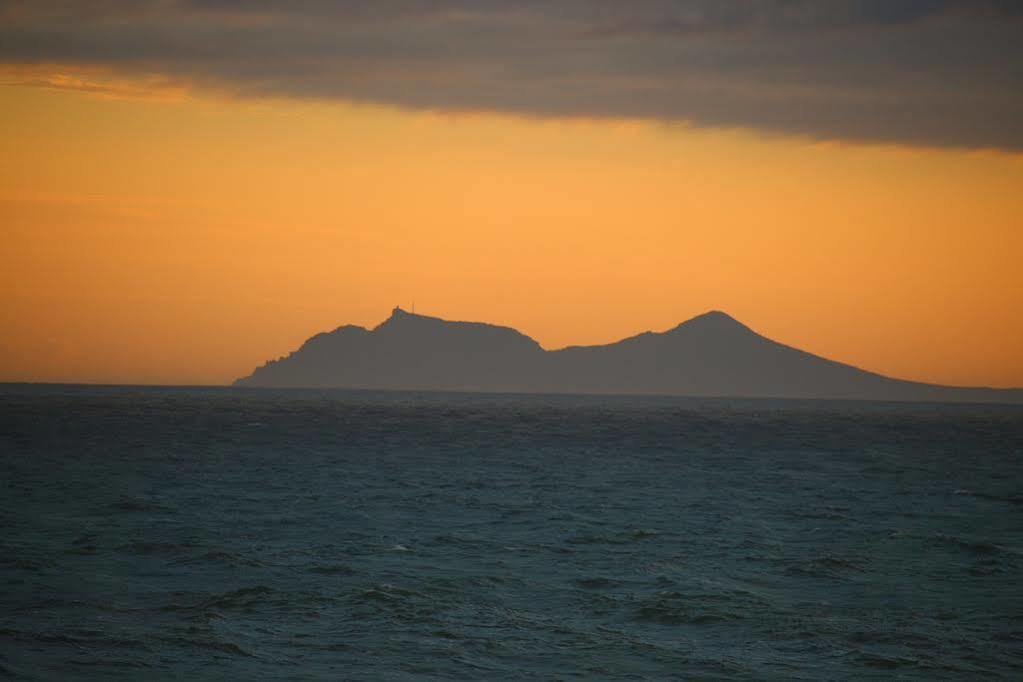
[1,386,1022,680]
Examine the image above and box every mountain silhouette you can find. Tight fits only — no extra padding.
[234,307,1022,403]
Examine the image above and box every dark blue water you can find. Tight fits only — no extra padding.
[2,386,1022,679]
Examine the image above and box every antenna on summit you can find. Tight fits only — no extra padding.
[412,302,415,314]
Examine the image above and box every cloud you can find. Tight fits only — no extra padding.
[1,0,1021,150]
[0,63,189,100]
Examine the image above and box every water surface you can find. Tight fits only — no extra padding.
[2,386,1022,679]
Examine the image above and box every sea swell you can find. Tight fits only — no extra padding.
[1,386,1022,679]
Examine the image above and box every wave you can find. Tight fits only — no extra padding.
[566,529,661,545]
[118,541,196,555]
[154,585,278,613]
[573,576,626,590]
[107,497,172,513]
[783,555,867,579]
[926,535,1004,556]
[952,489,1023,506]
[306,563,356,575]
[198,585,275,610]
[629,590,763,625]
[157,635,255,658]
[171,551,265,568]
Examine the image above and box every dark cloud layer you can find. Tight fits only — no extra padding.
[2,0,1021,150]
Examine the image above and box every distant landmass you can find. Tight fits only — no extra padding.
[234,307,1022,403]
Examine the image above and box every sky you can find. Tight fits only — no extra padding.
[2,0,1022,387]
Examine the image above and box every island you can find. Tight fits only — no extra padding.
[234,307,1022,403]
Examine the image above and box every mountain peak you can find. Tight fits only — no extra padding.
[374,307,540,347]
[695,309,737,322]
[379,305,430,328]
[671,310,753,334]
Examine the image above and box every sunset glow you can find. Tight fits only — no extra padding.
[3,65,1022,387]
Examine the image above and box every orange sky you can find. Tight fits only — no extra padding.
[2,80,1022,387]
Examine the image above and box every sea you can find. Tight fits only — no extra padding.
[1,385,1022,680]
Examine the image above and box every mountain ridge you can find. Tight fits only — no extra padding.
[234,308,1022,403]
